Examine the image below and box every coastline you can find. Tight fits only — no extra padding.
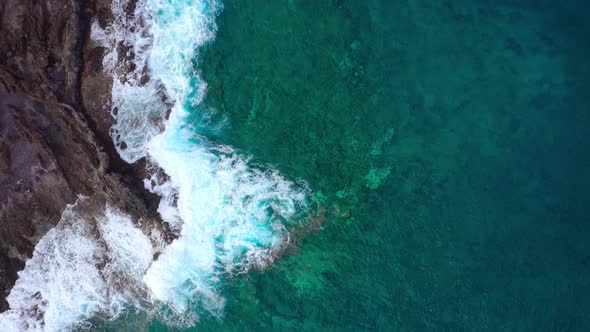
[0,0,166,311]
[3,0,587,330]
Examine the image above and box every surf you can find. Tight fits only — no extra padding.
[0,198,157,331]
[139,0,309,319]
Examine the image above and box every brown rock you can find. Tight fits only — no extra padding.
[0,0,165,311]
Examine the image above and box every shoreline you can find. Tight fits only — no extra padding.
[0,0,167,311]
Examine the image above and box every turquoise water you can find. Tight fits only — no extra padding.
[90,0,590,331]
[107,0,589,330]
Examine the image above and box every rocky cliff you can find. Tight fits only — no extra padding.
[0,0,162,311]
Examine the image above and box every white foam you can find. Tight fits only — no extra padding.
[0,199,155,332]
[144,129,307,316]
[133,1,309,319]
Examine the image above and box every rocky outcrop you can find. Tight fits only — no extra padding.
[0,0,163,311]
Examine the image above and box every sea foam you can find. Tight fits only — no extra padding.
[91,0,167,163]
[0,199,154,332]
[141,0,309,318]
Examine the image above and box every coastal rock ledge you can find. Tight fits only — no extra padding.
[0,0,163,311]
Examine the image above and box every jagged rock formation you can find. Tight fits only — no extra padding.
[0,0,162,311]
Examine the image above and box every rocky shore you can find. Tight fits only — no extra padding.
[0,0,164,310]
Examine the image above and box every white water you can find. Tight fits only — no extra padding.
[91,0,163,163]
[139,0,307,316]
[0,0,309,330]
[0,199,154,331]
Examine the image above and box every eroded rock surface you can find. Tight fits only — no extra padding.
[0,0,162,311]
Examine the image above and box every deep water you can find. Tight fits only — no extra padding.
[118,0,590,330]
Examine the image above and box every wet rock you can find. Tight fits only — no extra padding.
[0,0,164,311]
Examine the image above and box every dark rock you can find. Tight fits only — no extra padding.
[0,0,166,311]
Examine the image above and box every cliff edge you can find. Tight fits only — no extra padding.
[0,0,162,311]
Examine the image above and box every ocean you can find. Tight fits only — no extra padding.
[2,0,590,331]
